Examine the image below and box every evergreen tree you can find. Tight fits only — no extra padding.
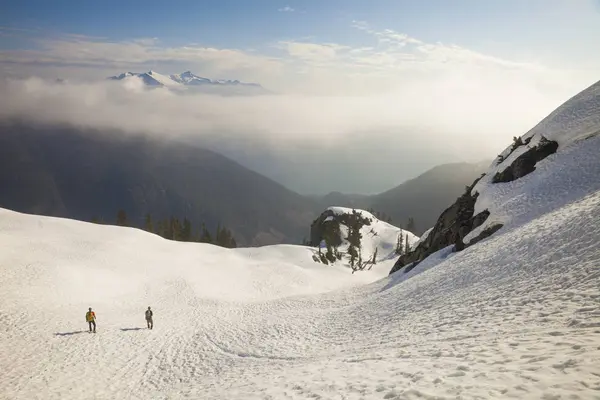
[406,217,416,233]
[163,217,172,240]
[214,224,236,248]
[348,244,357,267]
[199,223,212,243]
[396,233,404,255]
[181,218,192,242]
[215,223,222,245]
[371,248,378,265]
[325,242,335,263]
[116,210,128,226]
[173,217,184,241]
[357,247,362,267]
[405,233,410,254]
[144,213,154,233]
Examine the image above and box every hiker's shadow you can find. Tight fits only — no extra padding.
[120,327,144,332]
[55,331,86,336]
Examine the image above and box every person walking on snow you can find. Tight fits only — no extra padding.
[145,306,153,330]
[86,307,96,333]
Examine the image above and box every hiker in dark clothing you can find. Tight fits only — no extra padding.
[145,306,153,330]
[86,307,96,333]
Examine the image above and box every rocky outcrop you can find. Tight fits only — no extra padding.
[310,209,371,247]
[466,223,504,247]
[493,136,558,183]
[389,175,490,275]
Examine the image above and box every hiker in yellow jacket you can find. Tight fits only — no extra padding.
[85,307,96,333]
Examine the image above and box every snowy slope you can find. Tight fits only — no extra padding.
[324,206,419,263]
[1,187,599,399]
[109,71,183,88]
[170,71,212,85]
[143,70,182,88]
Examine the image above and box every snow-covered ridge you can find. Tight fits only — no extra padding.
[465,79,600,245]
[109,70,263,89]
[391,79,600,275]
[312,206,419,268]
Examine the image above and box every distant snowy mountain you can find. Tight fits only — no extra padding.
[170,71,261,88]
[169,71,212,85]
[108,70,266,93]
[109,70,183,88]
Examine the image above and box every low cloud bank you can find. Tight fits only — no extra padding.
[0,75,580,193]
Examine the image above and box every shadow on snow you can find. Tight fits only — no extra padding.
[54,331,87,336]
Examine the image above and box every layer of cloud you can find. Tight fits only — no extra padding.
[1,21,595,96]
[0,71,586,194]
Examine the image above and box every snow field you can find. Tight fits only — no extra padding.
[0,187,599,399]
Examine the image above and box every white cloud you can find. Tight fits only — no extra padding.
[0,35,284,84]
[0,21,595,97]
[278,6,295,12]
[0,73,577,152]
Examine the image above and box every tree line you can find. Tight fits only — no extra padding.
[365,208,418,233]
[395,231,411,256]
[91,210,237,248]
[366,208,393,223]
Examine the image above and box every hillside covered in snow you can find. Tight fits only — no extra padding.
[391,79,600,275]
[1,80,600,399]
[309,207,419,272]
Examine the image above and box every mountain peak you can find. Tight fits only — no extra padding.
[109,70,264,91]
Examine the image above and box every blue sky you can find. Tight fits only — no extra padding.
[2,0,600,70]
[1,0,600,193]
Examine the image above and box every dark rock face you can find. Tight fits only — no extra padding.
[389,175,490,275]
[310,210,341,247]
[493,137,558,183]
[466,223,504,248]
